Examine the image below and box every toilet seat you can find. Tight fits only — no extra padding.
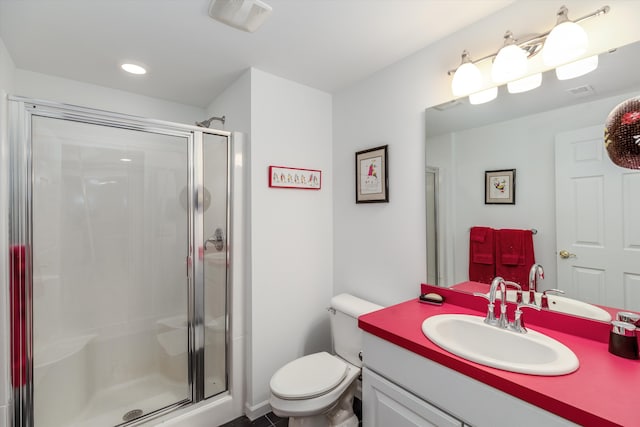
[270,352,348,400]
[269,356,360,419]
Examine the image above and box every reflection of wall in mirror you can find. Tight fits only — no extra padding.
[427,88,639,304]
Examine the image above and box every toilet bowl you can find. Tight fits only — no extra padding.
[270,352,360,426]
[269,294,382,427]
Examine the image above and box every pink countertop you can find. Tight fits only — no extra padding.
[358,283,640,427]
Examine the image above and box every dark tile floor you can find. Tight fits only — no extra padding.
[220,398,362,427]
[219,411,287,427]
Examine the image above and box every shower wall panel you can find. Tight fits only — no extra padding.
[202,133,229,398]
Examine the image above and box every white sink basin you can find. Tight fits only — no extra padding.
[422,314,579,376]
[495,290,612,322]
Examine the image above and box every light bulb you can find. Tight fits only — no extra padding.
[469,87,498,105]
[543,7,588,67]
[492,31,528,84]
[121,63,147,75]
[555,55,598,80]
[451,51,483,97]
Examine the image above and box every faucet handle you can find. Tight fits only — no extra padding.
[473,293,497,325]
[541,289,565,309]
[511,302,541,333]
[616,311,640,327]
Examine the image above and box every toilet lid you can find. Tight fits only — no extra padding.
[270,352,348,400]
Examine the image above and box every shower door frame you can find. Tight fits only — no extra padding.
[8,96,232,427]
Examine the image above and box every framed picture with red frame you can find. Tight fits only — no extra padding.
[269,166,321,190]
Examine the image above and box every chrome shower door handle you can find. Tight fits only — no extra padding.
[205,228,224,251]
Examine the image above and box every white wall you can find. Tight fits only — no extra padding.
[245,68,333,417]
[206,70,251,136]
[0,34,15,427]
[332,0,640,307]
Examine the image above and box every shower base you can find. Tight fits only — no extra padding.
[64,374,188,427]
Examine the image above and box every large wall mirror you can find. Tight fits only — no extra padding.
[425,40,640,317]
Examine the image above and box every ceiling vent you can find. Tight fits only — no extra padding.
[566,84,596,98]
[208,0,273,33]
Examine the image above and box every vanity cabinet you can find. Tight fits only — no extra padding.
[362,333,579,427]
[363,367,466,427]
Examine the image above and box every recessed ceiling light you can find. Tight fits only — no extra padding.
[120,158,133,162]
[121,63,147,75]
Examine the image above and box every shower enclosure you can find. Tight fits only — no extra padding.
[9,97,231,426]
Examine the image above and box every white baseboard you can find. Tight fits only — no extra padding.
[244,399,271,421]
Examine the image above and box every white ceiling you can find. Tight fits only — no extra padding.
[0,0,513,107]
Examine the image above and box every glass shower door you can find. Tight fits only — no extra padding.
[201,133,229,399]
[31,116,191,426]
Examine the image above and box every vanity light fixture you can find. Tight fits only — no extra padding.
[448,5,609,101]
[491,31,528,84]
[542,6,588,67]
[121,63,147,75]
[555,55,599,80]
[451,50,482,97]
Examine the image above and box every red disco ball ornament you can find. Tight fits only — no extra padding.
[605,97,640,169]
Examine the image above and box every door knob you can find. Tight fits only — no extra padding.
[558,250,576,259]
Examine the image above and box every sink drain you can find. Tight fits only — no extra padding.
[122,409,144,422]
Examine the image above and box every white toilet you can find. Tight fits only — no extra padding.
[269,293,382,427]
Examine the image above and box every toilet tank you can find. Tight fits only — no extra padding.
[330,293,383,367]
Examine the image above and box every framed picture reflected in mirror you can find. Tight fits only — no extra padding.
[485,169,515,205]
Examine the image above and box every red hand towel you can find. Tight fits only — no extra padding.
[495,229,535,289]
[469,227,495,284]
[498,229,525,265]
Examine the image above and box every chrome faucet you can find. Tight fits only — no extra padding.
[503,280,523,302]
[528,264,544,304]
[474,277,506,326]
[475,277,537,333]
[499,281,522,328]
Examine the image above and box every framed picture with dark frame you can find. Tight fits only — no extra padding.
[355,145,389,203]
[485,169,516,205]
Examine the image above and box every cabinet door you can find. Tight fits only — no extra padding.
[363,368,463,427]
